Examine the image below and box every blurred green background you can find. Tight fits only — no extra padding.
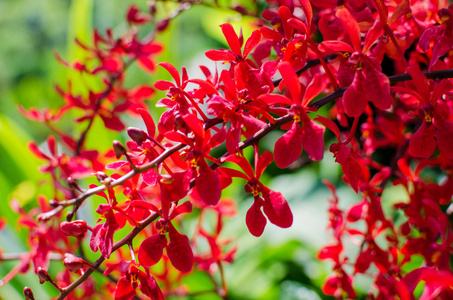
[0,0,366,299]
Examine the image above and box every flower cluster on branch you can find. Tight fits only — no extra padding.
[3,0,453,299]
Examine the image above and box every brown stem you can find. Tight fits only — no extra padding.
[0,252,62,261]
[37,143,186,222]
[307,69,453,109]
[56,211,160,300]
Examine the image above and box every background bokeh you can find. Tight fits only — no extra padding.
[0,1,367,299]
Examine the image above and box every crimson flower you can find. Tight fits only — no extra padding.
[259,61,325,168]
[315,116,366,192]
[90,189,127,258]
[114,263,163,300]
[205,23,261,67]
[322,8,392,117]
[397,66,453,159]
[137,201,194,273]
[194,199,237,273]
[207,69,269,154]
[221,149,293,237]
[205,24,276,99]
[260,4,313,68]
[165,113,225,206]
[419,5,453,69]
[153,62,218,137]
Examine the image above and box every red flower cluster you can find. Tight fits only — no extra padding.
[3,0,453,299]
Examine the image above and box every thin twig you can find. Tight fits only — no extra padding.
[37,143,186,222]
[56,212,160,299]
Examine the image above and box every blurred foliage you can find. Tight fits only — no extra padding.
[0,0,349,299]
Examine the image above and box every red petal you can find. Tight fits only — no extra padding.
[246,200,267,237]
[274,122,303,168]
[335,7,361,52]
[205,49,236,62]
[409,121,436,158]
[220,23,242,56]
[169,201,193,219]
[137,56,156,73]
[255,151,273,180]
[157,62,181,87]
[138,234,167,267]
[100,113,125,131]
[298,0,313,27]
[243,30,261,58]
[260,27,283,41]
[195,163,221,206]
[342,70,368,117]
[262,189,293,228]
[362,19,384,55]
[278,62,300,104]
[315,115,341,141]
[224,155,255,179]
[319,40,355,53]
[374,0,388,24]
[435,117,453,159]
[407,65,429,103]
[302,119,325,161]
[258,94,293,106]
[167,226,193,272]
[106,161,128,170]
[181,113,204,139]
[137,108,156,138]
[347,199,366,222]
[278,6,294,39]
[154,80,175,91]
[322,274,340,296]
[114,277,136,300]
[388,0,410,25]
[29,142,50,160]
[142,169,158,186]
[187,79,219,95]
[363,63,392,111]
[139,274,164,300]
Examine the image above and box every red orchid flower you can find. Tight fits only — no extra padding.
[315,115,366,193]
[89,189,127,259]
[137,201,194,273]
[259,61,325,168]
[395,66,453,159]
[260,4,313,68]
[419,5,453,70]
[207,69,269,154]
[165,113,225,206]
[321,8,392,117]
[153,62,218,136]
[114,263,164,300]
[194,199,237,273]
[205,23,261,67]
[221,148,293,237]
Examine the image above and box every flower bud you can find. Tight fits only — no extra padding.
[127,127,147,145]
[48,199,59,207]
[67,177,82,192]
[112,140,127,159]
[60,220,88,239]
[157,19,169,32]
[93,171,108,183]
[63,253,85,272]
[23,287,35,300]
[37,267,50,284]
